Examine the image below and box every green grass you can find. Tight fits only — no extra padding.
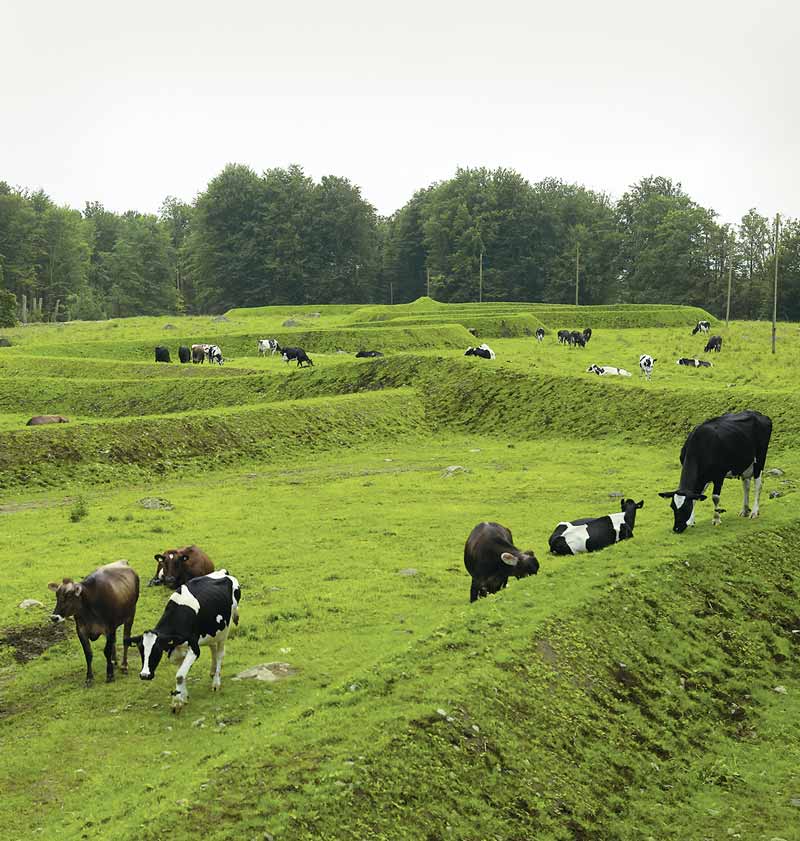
[0,301,798,841]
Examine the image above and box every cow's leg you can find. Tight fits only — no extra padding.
[469,580,481,603]
[76,626,94,687]
[750,473,763,518]
[171,646,199,713]
[208,642,218,679]
[121,613,135,673]
[740,477,751,517]
[104,629,116,682]
[711,479,725,526]
[211,642,225,691]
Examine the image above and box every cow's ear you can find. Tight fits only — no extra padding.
[48,582,59,591]
[636,500,644,509]
[697,494,707,501]
[154,554,164,562]
[178,554,189,563]
[74,583,83,597]
[500,552,519,567]
[124,635,142,647]
[658,491,676,498]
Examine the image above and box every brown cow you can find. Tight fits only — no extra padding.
[191,343,209,364]
[150,545,214,589]
[48,560,139,686]
[27,415,69,425]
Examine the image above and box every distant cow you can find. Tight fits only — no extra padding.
[27,414,69,425]
[127,570,241,712]
[49,561,139,686]
[464,521,539,603]
[549,498,644,555]
[659,410,772,532]
[586,364,632,377]
[692,320,711,335]
[191,344,209,364]
[569,331,586,348]
[206,345,223,365]
[704,335,723,353]
[557,330,571,344]
[282,347,313,367]
[677,357,712,368]
[639,354,656,380]
[464,344,495,360]
[535,328,545,343]
[150,545,214,589]
[258,338,280,356]
[583,327,592,343]
[355,350,384,358]
[155,346,171,363]
[178,346,191,364]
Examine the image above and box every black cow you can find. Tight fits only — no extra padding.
[557,330,571,344]
[549,499,644,555]
[178,346,191,364]
[535,328,545,343]
[569,331,586,348]
[463,522,539,603]
[155,346,171,363]
[582,327,592,343]
[704,335,723,353]
[659,410,772,532]
[355,350,384,358]
[282,347,313,367]
[677,357,712,368]
[127,570,241,713]
[692,320,711,335]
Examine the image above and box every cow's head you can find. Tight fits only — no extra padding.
[48,578,83,622]
[620,498,645,531]
[126,631,167,680]
[658,491,706,533]
[500,550,540,579]
[160,552,190,589]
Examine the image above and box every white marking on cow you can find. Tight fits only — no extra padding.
[500,552,518,567]
[673,494,686,510]
[169,587,201,614]
[140,631,158,678]
[558,522,590,554]
[51,614,65,623]
[216,614,224,625]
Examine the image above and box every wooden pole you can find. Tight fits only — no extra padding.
[575,241,580,306]
[426,267,430,298]
[390,281,394,306]
[725,264,732,327]
[772,213,780,354]
[479,249,483,303]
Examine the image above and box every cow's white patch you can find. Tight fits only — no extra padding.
[141,631,158,677]
[51,614,65,623]
[216,614,224,625]
[169,586,200,614]
[608,511,625,541]
[500,552,518,567]
[561,524,590,554]
[673,494,686,510]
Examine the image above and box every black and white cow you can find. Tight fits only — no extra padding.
[704,335,723,353]
[535,328,545,343]
[127,570,241,713]
[206,345,223,365]
[677,357,713,368]
[155,346,171,363]
[464,522,539,603]
[355,350,384,358]
[548,498,644,555]
[282,347,313,367]
[586,364,632,377]
[639,354,656,380]
[557,330,571,344]
[464,344,495,360]
[582,327,592,343]
[659,410,772,532]
[569,331,586,348]
[257,338,280,356]
[692,320,711,335]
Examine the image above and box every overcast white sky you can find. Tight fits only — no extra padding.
[2,0,798,223]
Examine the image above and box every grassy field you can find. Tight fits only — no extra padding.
[1,300,798,841]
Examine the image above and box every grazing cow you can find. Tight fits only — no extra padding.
[549,498,645,555]
[127,570,241,712]
[659,409,772,532]
[586,364,632,377]
[464,522,539,603]
[583,327,592,343]
[557,330,571,344]
[535,328,545,343]
[258,338,280,356]
[178,346,191,364]
[355,350,384,358]
[569,331,586,348]
[704,335,723,353]
[639,354,656,380]
[677,357,713,368]
[155,346,171,363]
[150,545,214,589]
[282,347,313,367]
[191,344,209,364]
[48,561,139,686]
[206,345,223,365]
[692,320,711,335]
[464,344,495,360]
[27,414,69,425]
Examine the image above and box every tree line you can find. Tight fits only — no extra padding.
[1,166,798,327]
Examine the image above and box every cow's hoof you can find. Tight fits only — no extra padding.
[119,665,128,674]
[712,520,721,527]
[749,510,760,519]
[84,678,94,688]
[106,674,115,683]
[739,508,751,517]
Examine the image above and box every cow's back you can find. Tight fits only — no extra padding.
[83,562,139,622]
[186,573,239,637]
[683,411,771,476]
[464,522,514,575]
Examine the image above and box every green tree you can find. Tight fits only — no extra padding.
[0,288,16,327]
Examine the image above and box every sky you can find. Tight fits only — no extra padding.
[2,0,798,224]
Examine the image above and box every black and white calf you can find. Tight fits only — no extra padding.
[206,345,224,365]
[127,570,241,712]
[282,347,313,367]
[639,354,656,380]
[692,320,711,335]
[586,364,632,377]
[535,328,545,343]
[258,338,280,356]
[677,357,712,368]
[659,410,772,532]
[549,498,644,555]
[355,350,384,358]
[464,344,495,360]
[464,522,539,603]
[704,335,723,353]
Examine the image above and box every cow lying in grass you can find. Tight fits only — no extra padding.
[586,364,632,377]
[150,545,214,588]
[548,499,644,555]
[677,357,712,368]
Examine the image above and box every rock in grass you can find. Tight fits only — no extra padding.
[283,318,301,327]
[233,662,297,682]
[442,465,468,478]
[398,568,418,576]
[769,491,781,499]
[767,468,785,477]
[0,337,12,347]
[18,599,44,610]
[138,497,173,510]
[608,491,624,499]
[162,323,177,330]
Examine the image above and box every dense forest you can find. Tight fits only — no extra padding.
[1,166,798,327]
